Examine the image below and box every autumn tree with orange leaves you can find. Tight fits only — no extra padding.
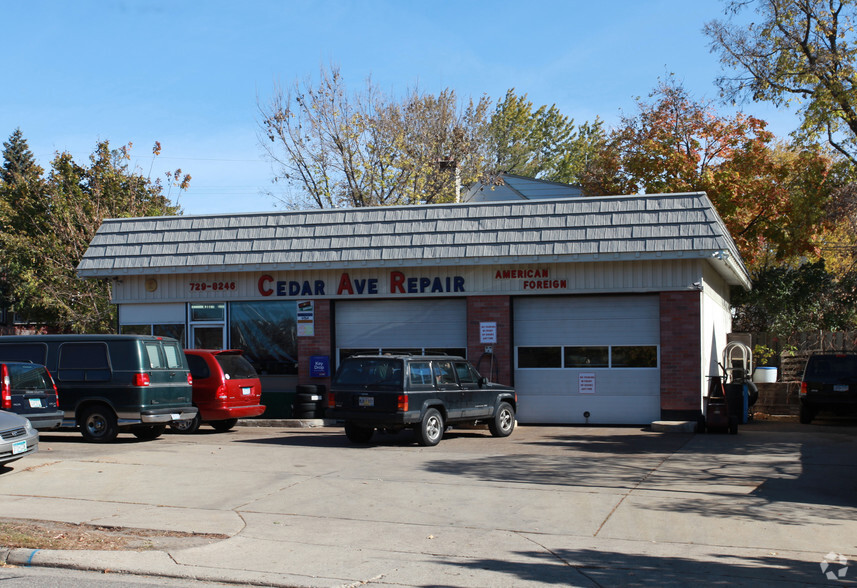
[581,79,847,269]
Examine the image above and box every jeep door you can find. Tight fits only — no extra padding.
[455,361,492,418]
[432,360,463,419]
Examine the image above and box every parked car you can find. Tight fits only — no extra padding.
[800,352,857,424]
[327,354,516,446]
[0,335,197,443]
[1,362,64,430]
[174,349,266,433]
[0,410,38,467]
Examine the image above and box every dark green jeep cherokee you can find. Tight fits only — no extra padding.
[326,354,516,446]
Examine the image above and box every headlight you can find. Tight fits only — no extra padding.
[24,419,35,434]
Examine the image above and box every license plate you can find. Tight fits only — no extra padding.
[28,398,43,408]
[834,385,849,392]
[12,440,27,455]
[358,396,374,407]
[241,387,251,396]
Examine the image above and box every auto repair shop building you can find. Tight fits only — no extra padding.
[77,190,751,424]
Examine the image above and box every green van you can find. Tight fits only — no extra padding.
[0,335,197,442]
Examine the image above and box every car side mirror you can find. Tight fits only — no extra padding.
[478,377,486,388]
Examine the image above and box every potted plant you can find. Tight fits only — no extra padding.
[753,344,778,383]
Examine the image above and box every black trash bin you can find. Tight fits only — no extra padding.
[723,383,744,434]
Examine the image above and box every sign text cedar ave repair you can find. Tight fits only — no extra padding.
[257,271,466,298]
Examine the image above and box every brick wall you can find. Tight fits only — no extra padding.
[466,296,512,385]
[659,291,702,419]
[297,299,332,392]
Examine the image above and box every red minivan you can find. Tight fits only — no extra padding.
[173,350,266,433]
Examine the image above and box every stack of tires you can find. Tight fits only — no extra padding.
[293,385,326,419]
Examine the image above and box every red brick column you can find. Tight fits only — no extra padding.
[297,299,332,391]
[466,296,512,385]
[659,291,702,419]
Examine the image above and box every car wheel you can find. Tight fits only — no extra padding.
[133,425,166,440]
[488,402,515,437]
[417,408,444,447]
[799,404,814,424]
[210,418,238,432]
[344,422,374,443]
[79,406,119,443]
[170,412,201,434]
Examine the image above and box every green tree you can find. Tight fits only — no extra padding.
[0,136,185,332]
[258,65,602,209]
[705,0,857,165]
[485,89,604,184]
[581,79,845,267]
[731,260,857,335]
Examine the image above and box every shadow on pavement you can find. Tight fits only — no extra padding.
[440,548,833,587]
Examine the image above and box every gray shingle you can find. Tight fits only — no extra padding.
[77,192,748,284]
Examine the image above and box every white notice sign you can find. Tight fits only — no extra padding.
[480,322,497,344]
[579,373,596,394]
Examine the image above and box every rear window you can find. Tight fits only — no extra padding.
[334,358,403,387]
[7,364,52,390]
[215,354,257,379]
[805,355,857,380]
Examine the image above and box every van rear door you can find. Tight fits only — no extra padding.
[141,340,193,409]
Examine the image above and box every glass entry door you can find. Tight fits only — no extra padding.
[191,325,225,350]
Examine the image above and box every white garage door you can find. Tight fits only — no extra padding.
[514,295,660,425]
[335,299,467,367]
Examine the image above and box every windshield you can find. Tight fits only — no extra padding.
[334,357,403,388]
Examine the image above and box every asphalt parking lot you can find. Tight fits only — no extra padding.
[1,419,856,587]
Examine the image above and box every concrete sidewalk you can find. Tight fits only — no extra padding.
[0,422,854,587]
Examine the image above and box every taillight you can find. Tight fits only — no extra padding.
[216,384,227,400]
[187,373,193,386]
[1,364,10,410]
[800,381,807,396]
[397,394,408,412]
[45,368,59,403]
[328,392,335,408]
[133,373,151,386]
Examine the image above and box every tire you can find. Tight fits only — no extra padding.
[133,424,166,440]
[416,408,444,447]
[344,422,374,443]
[488,402,515,437]
[79,406,119,443]
[171,412,201,434]
[210,418,238,432]
[799,404,814,424]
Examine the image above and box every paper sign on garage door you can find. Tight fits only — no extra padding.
[579,373,596,394]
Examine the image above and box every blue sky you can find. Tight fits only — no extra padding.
[2,0,800,215]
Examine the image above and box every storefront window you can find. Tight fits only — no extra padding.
[120,324,186,345]
[230,301,297,375]
[190,303,224,322]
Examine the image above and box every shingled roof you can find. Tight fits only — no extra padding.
[77,191,750,287]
